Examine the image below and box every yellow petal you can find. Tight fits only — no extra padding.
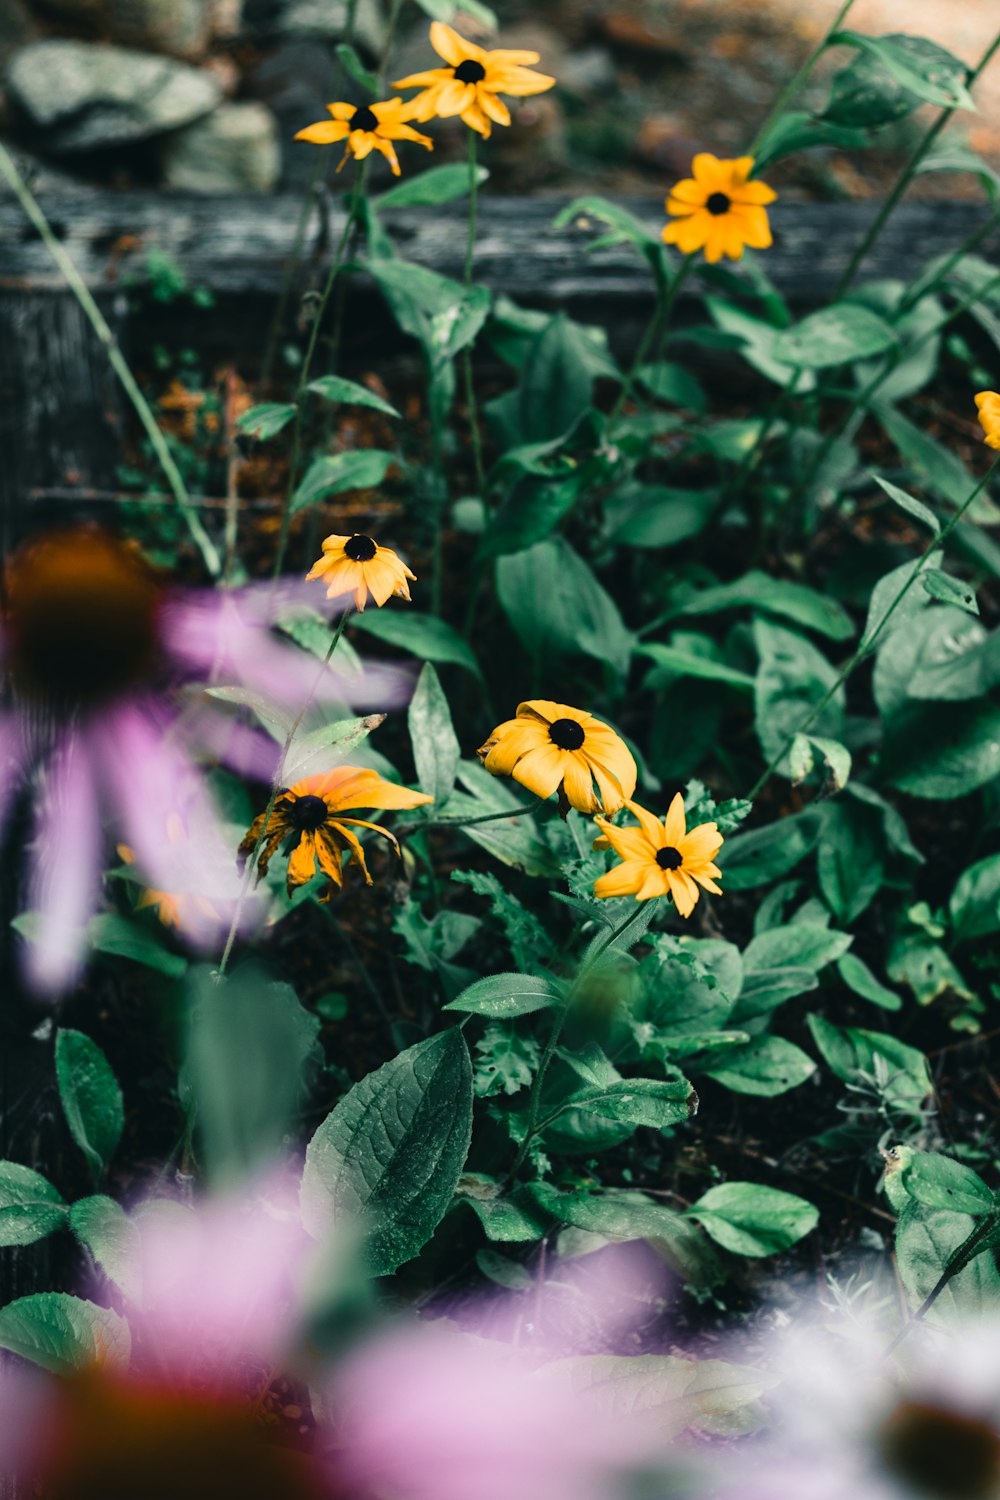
[593,861,647,900]
[511,744,564,801]
[287,834,318,890]
[486,64,555,96]
[561,754,599,813]
[479,89,511,126]
[295,120,349,144]
[480,721,547,775]
[667,868,696,917]
[663,793,687,847]
[430,20,482,66]
[730,203,772,250]
[434,79,476,116]
[691,153,726,190]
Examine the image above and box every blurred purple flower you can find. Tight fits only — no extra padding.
[0,528,407,994]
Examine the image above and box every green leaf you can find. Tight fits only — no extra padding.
[527,1184,722,1285]
[807,1014,931,1107]
[675,569,853,639]
[283,712,386,784]
[519,314,595,443]
[184,964,320,1183]
[687,1182,818,1257]
[753,110,869,170]
[0,1162,66,1247]
[552,195,663,252]
[706,299,816,391]
[69,1196,142,1301]
[444,971,562,1018]
[301,1030,474,1274]
[290,450,396,517]
[921,568,978,615]
[55,1029,124,1181]
[638,643,755,692]
[87,912,187,978]
[877,406,983,513]
[569,1075,697,1129]
[367,260,491,368]
[351,608,481,676]
[606,486,717,550]
[478,475,583,560]
[951,853,1000,944]
[408,662,460,806]
[473,1023,540,1097]
[895,1201,1000,1316]
[872,474,940,535]
[540,1353,773,1438]
[716,812,822,891]
[789,733,852,790]
[411,0,497,25]
[881,700,1000,799]
[0,1293,130,1375]
[455,1175,550,1242]
[496,538,633,677]
[306,376,400,418]
[865,552,941,659]
[772,303,898,368]
[743,923,852,975]
[836,952,902,1010]
[829,30,974,111]
[235,402,297,441]
[375,162,489,209]
[701,1036,817,1097]
[335,42,378,95]
[637,361,706,412]
[825,34,970,125]
[874,603,990,713]
[753,620,844,774]
[900,1151,995,1218]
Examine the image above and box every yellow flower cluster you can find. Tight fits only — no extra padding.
[478,700,724,917]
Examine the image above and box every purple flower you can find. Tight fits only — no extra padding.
[0,528,408,994]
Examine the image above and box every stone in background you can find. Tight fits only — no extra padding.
[161,100,280,191]
[30,0,213,58]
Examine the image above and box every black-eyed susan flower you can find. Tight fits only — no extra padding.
[593,794,723,915]
[239,767,432,898]
[393,22,555,139]
[294,97,432,175]
[306,533,416,612]
[975,391,1000,450]
[477,700,637,815]
[663,154,776,264]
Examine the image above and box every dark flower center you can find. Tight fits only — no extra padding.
[879,1401,1000,1500]
[344,534,378,562]
[656,846,683,870]
[288,794,329,832]
[5,529,162,712]
[349,106,379,132]
[548,717,586,751]
[706,192,731,216]
[454,59,486,83]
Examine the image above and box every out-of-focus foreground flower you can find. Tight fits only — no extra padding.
[0,1182,675,1500]
[711,1306,1000,1500]
[0,527,407,993]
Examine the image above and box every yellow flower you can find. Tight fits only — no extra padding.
[663,154,776,264]
[975,391,1000,450]
[477,700,637,815]
[294,97,432,175]
[306,533,416,612]
[239,767,432,898]
[393,21,555,139]
[593,794,723,916]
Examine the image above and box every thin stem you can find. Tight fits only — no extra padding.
[747,0,859,158]
[223,367,241,585]
[611,255,695,424]
[272,172,365,580]
[0,142,221,577]
[504,904,648,1185]
[215,610,351,977]
[834,29,1000,300]
[462,129,488,499]
[260,158,326,391]
[748,454,1000,801]
[429,396,446,615]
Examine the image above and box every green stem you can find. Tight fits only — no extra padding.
[0,142,221,578]
[747,0,859,158]
[748,454,1000,801]
[462,129,488,499]
[611,255,695,424]
[216,610,351,977]
[833,29,1000,301]
[272,172,365,580]
[504,904,648,1184]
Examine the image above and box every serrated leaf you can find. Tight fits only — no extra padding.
[306,376,400,418]
[0,1162,66,1247]
[687,1183,818,1257]
[55,1029,123,1182]
[0,1293,130,1375]
[444,971,562,1018]
[235,402,297,440]
[301,1030,473,1274]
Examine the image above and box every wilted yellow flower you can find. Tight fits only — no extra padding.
[239,767,432,898]
[393,22,555,138]
[975,391,1000,450]
[306,533,415,612]
[295,97,432,175]
[664,154,776,263]
[478,700,636,814]
[593,794,723,916]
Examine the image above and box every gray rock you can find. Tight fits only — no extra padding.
[104,0,212,59]
[280,0,383,53]
[0,0,38,65]
[161,100,280,191]
[6,40,222,153]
